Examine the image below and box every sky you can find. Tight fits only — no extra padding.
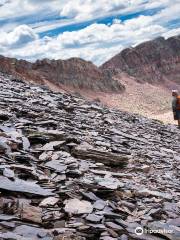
[0,0,180,66]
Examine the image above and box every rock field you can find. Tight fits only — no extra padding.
[0,73,179,240]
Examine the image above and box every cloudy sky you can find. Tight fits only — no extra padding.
[0,0,180,65]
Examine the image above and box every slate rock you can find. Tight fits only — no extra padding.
[45,160,67,173]
[0,176,54,196]
[39,197,59,207]
[64,198,93,214]
[86,214,103,223]
[21,205,42,224]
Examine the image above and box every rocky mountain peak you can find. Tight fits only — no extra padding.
[0,55,124,93]
[101,35,180,84]
[0,35,180,94]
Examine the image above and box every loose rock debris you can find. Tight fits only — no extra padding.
[0,73,179,240]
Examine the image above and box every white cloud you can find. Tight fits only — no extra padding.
[58,14,168,49]
[0,0,6,4]
[163,28,180,38]
[153,2,180,24]
[0,0,179,65]
[0,25,38,48]
[112,19,122,24]
[0,16,172,65]
[60,0,129,20]
[0,0,176,34]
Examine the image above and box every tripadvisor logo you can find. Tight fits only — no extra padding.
[135,226,173,236]
[135,227,144,235]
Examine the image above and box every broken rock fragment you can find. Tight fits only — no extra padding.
[3,168,15,179]
[39,197,59,207]
[0,176,54,196]
[136,189,172,200]
[21,205,42,224]
[86,214,103,223]
[45,160,67,173]
[73,143,129,167]
[41,141,65,151]
[95,177,124,190]
[64,198,93,214]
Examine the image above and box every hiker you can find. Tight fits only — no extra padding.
[172,90,180,128]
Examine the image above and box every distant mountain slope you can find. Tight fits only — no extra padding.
[77,72,174,124]
[0,35,179,93]
[101,35,180,85]
[0,35,180,124]
[0,56,124,93]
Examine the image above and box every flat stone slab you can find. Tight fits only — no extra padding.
[64,198,93,214]
[0,176,54,196]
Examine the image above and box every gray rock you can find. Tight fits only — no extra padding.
[39,197,59,207]
[64,198,93,214]
[0,176,54,196]
[45,160,67,173]
[86,214,103,223]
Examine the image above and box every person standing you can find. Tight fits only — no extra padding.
[172,90,180,128]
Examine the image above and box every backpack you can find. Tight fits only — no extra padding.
[177,96,180,110]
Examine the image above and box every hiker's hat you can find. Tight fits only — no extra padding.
[172,90,178,93]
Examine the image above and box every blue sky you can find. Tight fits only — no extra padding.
[0,0,180,65]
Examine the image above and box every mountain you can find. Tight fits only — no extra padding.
[0,35,180,124]
[0,55,124,93]
[0,72,179,239]
[1,35,180,91]
[101,35,180,85]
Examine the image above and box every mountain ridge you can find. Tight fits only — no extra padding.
[0,35,180,92]
[101,35,180,86]
[0,35,180,124]
[0,55,124,93]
